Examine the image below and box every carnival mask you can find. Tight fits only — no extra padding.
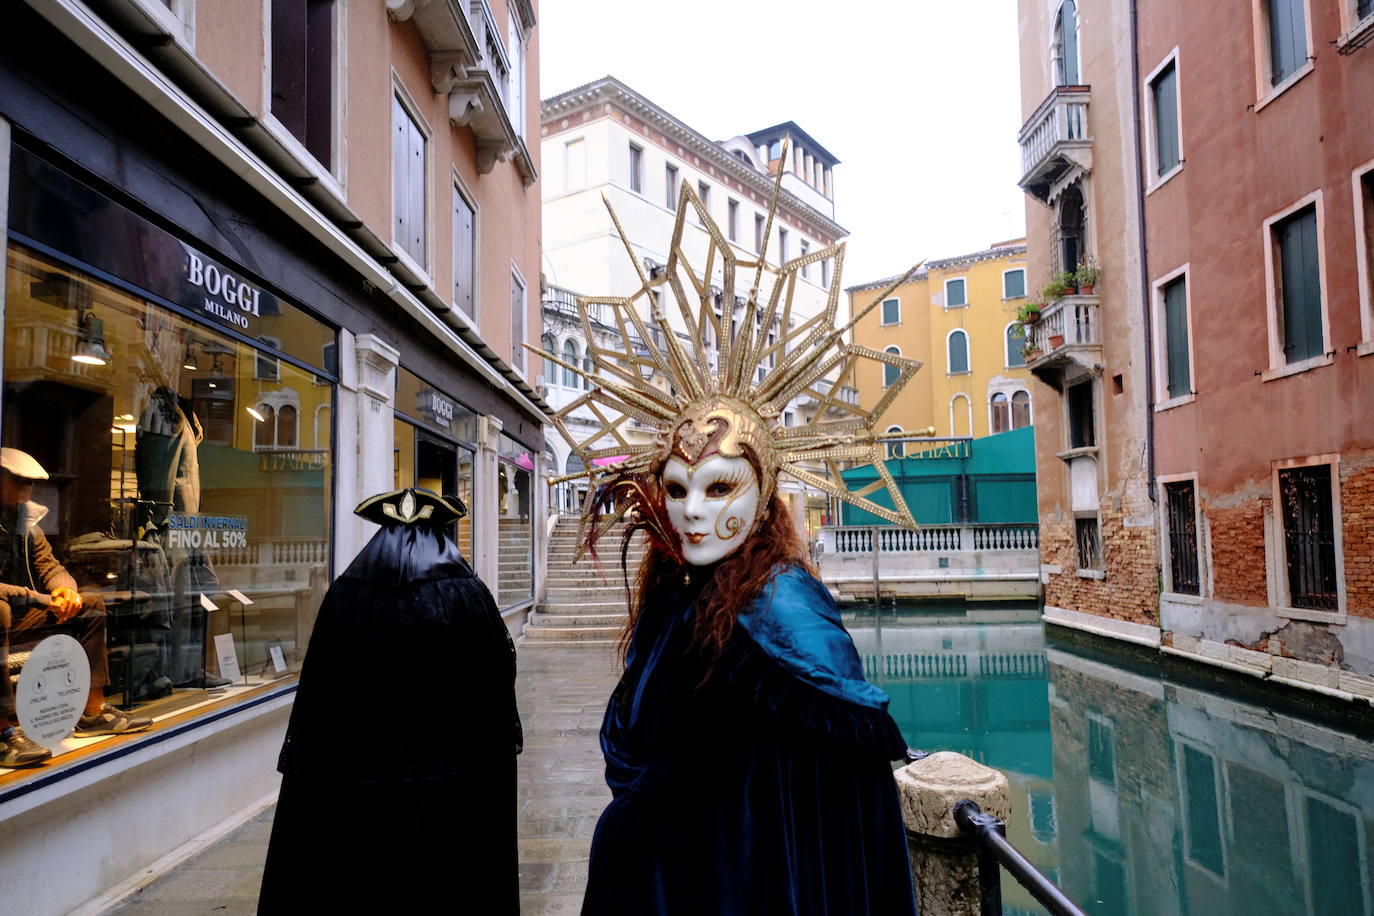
[661,455,760,566]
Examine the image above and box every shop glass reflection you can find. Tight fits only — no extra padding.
[496,435,533,609]
[2,244,334,779]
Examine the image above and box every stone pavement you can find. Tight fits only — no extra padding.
[103,644,621,915]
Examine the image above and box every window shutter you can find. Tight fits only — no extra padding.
[392,96,409,255]
[1059,2,1080,85]
[1278,206,1322,363]
[454,192,475,318]
[407,114,425,265]
[1153,62,1180,175]
[1007,325,1026,367]
[1268,0,1307,85]
[949,331,969,374]
[1163,276,1191,397]
[1361,0,1374,20]
[1004,270,1026,299]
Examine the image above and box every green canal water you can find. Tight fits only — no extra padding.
[844,602,1374,916]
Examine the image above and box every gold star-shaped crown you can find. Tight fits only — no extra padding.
[534,139,929,549]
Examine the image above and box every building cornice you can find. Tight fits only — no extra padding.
[846,244,1028,294]
[541,76,846,241]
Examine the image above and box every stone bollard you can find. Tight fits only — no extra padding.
[894,751,1012,916]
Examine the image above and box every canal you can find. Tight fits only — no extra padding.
[844,602,1374,916]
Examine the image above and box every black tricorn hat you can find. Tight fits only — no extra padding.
[354,487,466,527]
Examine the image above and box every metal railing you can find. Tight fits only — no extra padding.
[954,800,1088,916]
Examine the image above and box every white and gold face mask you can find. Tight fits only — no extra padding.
[661,455,760,566]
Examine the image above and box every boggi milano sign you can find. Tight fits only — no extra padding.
[184,249,265,330]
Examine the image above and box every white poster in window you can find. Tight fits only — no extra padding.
[16,635,91,748]
[268,644,287,674]
[213,633,242,684]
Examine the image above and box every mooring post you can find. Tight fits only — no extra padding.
[894,751,1012,916]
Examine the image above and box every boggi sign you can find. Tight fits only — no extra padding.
[180,244,282,333]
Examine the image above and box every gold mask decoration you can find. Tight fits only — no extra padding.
[534,139,930,554]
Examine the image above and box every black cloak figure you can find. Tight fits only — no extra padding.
[258,488,522,914]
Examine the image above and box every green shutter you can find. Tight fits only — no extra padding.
[1153,62,1180,175]
[882,298,900,324]
[1004,269,1026,299]
[1163,276,1191,397]
[947,279,966,306]
[1278,206,1323,363]
[1059,2,1080,84]
[1007,325,1026,367]
[949,332,969,374]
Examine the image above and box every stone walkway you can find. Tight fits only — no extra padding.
[104,644,621,915]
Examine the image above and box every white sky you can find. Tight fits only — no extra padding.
[538,0,1027,286]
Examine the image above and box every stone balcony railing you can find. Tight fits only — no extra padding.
[1017,85,1092,204]
[819,524,1040,555]
[1025,294,1101,374]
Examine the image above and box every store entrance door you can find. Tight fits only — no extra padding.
[416,433,457,499]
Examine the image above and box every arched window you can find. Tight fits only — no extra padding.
[561,339,578,388]
[1006,323,1026,367]
[277,404,298,448]
[991,393,1010,434]
[886,425,905,460]
[883,346,901,387]
[1057,183,1086,276]
[948,330,970,375]
[1012,390,1033,429]
[1054,1,1079,86]
[541,333,556,378]
[582,351,595,389]
[254,405,275,448]
[951,394,972,438]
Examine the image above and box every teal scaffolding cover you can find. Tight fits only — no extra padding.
[838,427,1036,526]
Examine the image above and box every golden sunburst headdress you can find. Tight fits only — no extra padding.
[535,139,931,555]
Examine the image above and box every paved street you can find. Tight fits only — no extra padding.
[105,644,621,915]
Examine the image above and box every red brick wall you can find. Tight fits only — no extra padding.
[1042,507,1158,624]
[1342,456,1374,619]
[1205,501,1268,606]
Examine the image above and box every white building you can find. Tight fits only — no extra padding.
[539,77,848,532]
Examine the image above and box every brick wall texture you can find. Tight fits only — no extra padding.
[1205,501,1267,605]
[1341,457,1374,618]
[1042,505,1159,625]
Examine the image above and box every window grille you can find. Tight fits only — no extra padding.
[1279,464,1338,610]
[1164,480,1200,594]
[1075,516,1102,570]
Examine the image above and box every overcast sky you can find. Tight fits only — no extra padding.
[539,0,1027,286]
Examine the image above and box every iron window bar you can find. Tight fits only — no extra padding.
[954,800,1088,916]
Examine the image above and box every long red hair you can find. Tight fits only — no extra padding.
[619,491,813,667]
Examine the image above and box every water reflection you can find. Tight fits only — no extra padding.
[846,603,1374,916]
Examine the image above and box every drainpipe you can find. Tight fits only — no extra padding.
[1130,0,1158,502]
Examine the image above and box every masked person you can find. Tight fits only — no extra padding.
[259,488,521,914]
[544,163,924,915]
[0,448,151,768]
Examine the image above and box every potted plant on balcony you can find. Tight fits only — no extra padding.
[1020,339,1042,361]
[1042,270,1076,301]
[1075,256,1100,295]
[1017,300,1043,325]
[1048,330,1065,350]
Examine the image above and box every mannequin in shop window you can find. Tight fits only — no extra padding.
[135,386,228,689]
[0,449,152,768]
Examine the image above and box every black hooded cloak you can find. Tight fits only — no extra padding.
[258,489,521,914]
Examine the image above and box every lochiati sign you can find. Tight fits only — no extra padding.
[165,513,249,550]
[180,243,280,333]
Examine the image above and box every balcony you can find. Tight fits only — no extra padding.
[1017,86,1092,204]
[1024,294,1101,379]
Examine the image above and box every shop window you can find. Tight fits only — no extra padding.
[1164,479,1201,594]
[255,336,280,381]
[1277,463,1338,610]
[392,93,427,269]
[2,242,334,784]
[1003,268,1026,300]
[1011,390,1032,429]
[270,0,335,169]
[453,185,476,321]
[991,393,1010,434]
[628,143,643,193]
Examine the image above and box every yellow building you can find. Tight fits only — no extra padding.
[848,240,1033,446]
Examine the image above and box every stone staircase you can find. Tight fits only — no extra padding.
[497,517,533,608]
[519,517,645,646]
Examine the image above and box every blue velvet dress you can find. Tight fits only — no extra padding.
[582,565,917,915]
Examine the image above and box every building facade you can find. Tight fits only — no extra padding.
[0,1,544,910]
[539,76,847,533]
[1018,0,1374,696]
[848,241,1035,445]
